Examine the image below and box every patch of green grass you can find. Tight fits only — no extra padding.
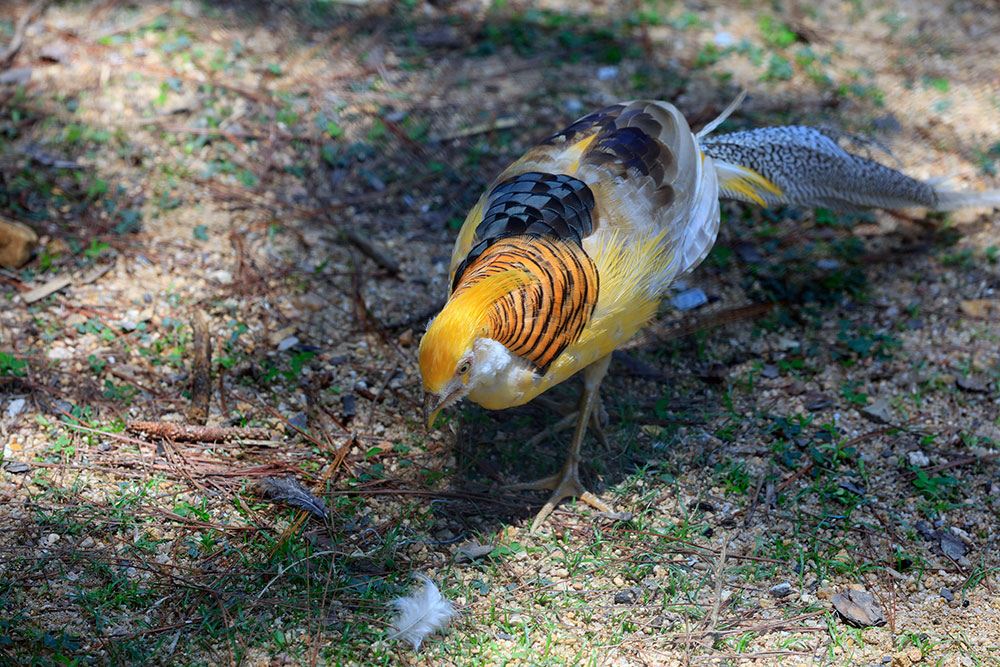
[973,141,1000,175]
[796,46,833,86]
[910,470,958,501]
[839,379,868,406]
[922,75,950,92]
[714,458,753,495]
[761,54,794,82]
[758,16,798,49]
[939,248,975,269]
[0,351,28,377]
[835,319,900,363]
[693,42,726,68]
[473,7,640,63]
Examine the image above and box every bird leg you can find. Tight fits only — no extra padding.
[527,389,610,451]
[505,354,614,531]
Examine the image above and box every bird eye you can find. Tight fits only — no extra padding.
[457,360,471,375]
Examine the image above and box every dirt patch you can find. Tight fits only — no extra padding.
[1,1,998,665]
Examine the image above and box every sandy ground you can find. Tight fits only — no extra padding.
[1,1,998,665]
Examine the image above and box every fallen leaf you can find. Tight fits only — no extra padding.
[613,587,642,605]
[22,275,72,304]
[956,375,989,393]
[830,589,887,627]
[936,531,967,561]
[803,392,832,411]
[860,397,893,424]
[2,461,31,474]
[455,541,495,563]
[959,299,995,319]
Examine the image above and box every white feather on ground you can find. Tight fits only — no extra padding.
[387,573,455,651]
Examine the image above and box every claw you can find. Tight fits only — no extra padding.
[504,462,612,533]
[505,459,611,531]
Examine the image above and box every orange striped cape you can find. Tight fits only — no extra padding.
[451,235,598,373]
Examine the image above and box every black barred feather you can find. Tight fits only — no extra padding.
[541,104,625,146]
[256,476,329,520]
[452,173,596,291]
[451,236,598,373]
[575,102,681,210]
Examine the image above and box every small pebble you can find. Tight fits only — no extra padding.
[286,412,308,432]
[769,582,793,598]
[341,394,356,419]
[713,31,735,46]
[596,65,619,80]
[277,335,300,351]
[735,242,762,263]
[5,398,26,418]
[670,287,708,311]
[816,586,836,600]
[760,364,779,379]
[940,587,954,602]
[614,587,641,605]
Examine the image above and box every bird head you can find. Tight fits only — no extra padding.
[418,268,532,427]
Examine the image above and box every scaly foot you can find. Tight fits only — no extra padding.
[504,459,611,531]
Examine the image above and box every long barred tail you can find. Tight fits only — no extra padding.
[699,125,1000,212]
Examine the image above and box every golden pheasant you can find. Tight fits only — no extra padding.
[419,96,999,531]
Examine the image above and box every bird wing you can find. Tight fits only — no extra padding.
[451,100,720,296]
[448,105,625,286]
[451,101,721,403]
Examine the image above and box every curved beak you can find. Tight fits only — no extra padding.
[423,392,443,430]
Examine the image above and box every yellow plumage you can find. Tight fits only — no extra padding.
[419,268,534,394]
[419,100,719,530]
[419,93,1000,531]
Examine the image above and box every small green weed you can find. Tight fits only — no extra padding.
[0,352,27,376]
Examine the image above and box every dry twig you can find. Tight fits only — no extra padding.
[0,0,50,69]
[187,312,213,425]
[128,421,272,442]
[342,228,401,276]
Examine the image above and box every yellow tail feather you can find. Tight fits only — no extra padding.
[715,162,784,206]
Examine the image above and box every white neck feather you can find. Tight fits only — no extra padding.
[467,338,537,409]
[470,338,515,383]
